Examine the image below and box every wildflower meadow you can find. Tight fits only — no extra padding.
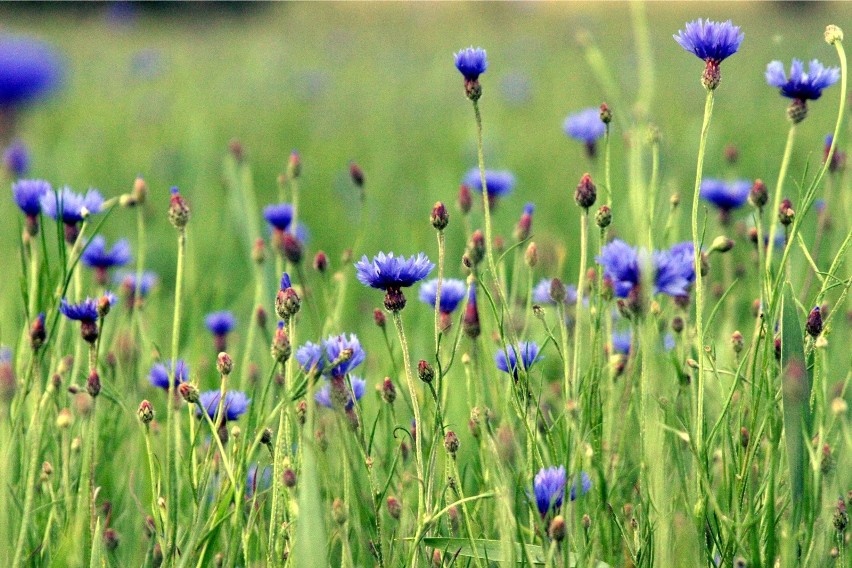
[1,3,851,567]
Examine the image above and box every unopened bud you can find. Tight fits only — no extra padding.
[386,496,402,520]
[595,205,612,228]
[132,175,147,204]
[216,352,233,375]
[179,382,199,404]
[271,322,292,363]
[550,278,566,304]
[417,360,434,383]
[458,184,472,215]
[313,251,328,273]
[525,242,538,268]
[806,306,823,337]
[710,236,735,253]
[381,377,396,404]
[778,198,794,226]
[287,151,302,180]
[599,102,612,124]
[332,498,347,525]
[168,187,190,229]
[444,430,459,458]
[749,179,768,209]
[349,161,364,188]
[431,201,449,231]
[575,173,597,209]
[373,308,386,328]
[138,400,154,424]
[548,515,566,541]
[731,330,744,354]
[86,370,101,398]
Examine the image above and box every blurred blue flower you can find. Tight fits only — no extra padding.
[263,203,294,231]
[454,47,488,81]
[419,278,467,313]
[663,333,676,352]
[4,139,29,176]
[40,187,104,224]
[205,311,236,336]
[59,297,99,322]
[295,342,324,375]
[315,376,366,410]
[196,390,250,422]
[495,341,541,379]
[355,252,434,290]
[114,270,158,298]
[12,179,50,217]
[700,178,751,211]
[569,471,592,501]
[149,360,189,390]
[597,239,640,298]
[245,464,272,498]
[532,278,578,305]
[673,19,743,62]
[533,465,565,516]
[322,333,366,377]
[766,59,839,101]
[563,108,605,144]
[0,34,63,107]
[654,242,696,297]
[462,168,515,197]
[82,236,132,270]
[612,331,632,355]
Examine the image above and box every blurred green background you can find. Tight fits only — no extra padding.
[1,1,849,367]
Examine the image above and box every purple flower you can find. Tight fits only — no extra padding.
[263,203,294,231]
[462,168,515,197]
[766,59,839,101]
[533,465,566,516]
[699,179,751,211]
[355,252,434,290]
[419,278,468,313]
[12,179,50,217]
[4,139,29,176]
[0,34,64,107]
[673,19,743,63]
[315,376,366,410]
[295,342,325,375]
[59,297,99,322]
[653,242,696,297]
[322,333,366,377]
[495,341,541,379]
[568,471,592,501]
[612,331,632,355]
[205,311,236,336]
[196,390,250,421]
[532,278,578,305]
[114,270,158,298]
[563,108,606,144]
[454,47,488,81]
[149,360,189,390]
[82,236,132,269]
[596,239,641,298]
[40,186,104,224]
[663,333,676,352]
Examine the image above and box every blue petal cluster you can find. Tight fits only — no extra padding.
[40,187,104,224]
[355,252,434,290]
[533,465,566,515]
[532,278,578,305]
[149,359,189,390]
[699,178,751,211]
[4,140,29,176]
[59,297,99,322]
[196,390,250,421]
[597,240,641,298]
[315,376,366,410]
[563,108,606,144]
[765,59,840,101]
[673,19,743,62]
[263,203,294,230]
[12,179,50,216]
[612,331,632,355]
[295,333,366,377]
[418,278,468,313]
[454,47,488,81]
[114,270,158,298]
[654,242,696,297]
[569,471,592,501]
[495,342,541,379]
[246,464,272,498]
[0,34,64,106]
[205,311,236,336]
[462,168,515,197]
[295,342,324,375]
[82,236,132,269]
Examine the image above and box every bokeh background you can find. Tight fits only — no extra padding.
[1,0,850,371]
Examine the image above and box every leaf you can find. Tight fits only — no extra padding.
[420,537,611,567]
[291,441,327,568]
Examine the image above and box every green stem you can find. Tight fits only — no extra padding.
[764,125,797,272]
[166,228,186,561]
[571,211,589,396]
[434,230,445,356]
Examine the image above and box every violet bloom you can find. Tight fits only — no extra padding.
[40,186,104,243]
[12,178,50,236]
[419,278,467,330]
[149,360,189,390]
[532,278,578,305]
[462,167,515,203]
[533,465,566,516]
[4,139,29,177]
[674,19,743,90]
[699,178,751,223]
[195,390,250,422]
[0,34,63,108]
[355,252,434,312]
[564,107,606,157]
[766,59,840,123]
[495,341,541,380]
[315,376,366,410]
[82,236,132,285]
[205,311,236,352]
[596,239,641,299]
[454,46,487,100]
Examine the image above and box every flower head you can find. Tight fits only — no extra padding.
[766,59,839,101]
[454,47,488,81]
[419,278,467,313]
[355,252,434,290]
[462,168,515,198]
[295,342,324,375]
[40,186,104,224]
[4,140,29,176]
[612,331,632,355]
[674,19,743,63]
[532,278,578,305]
[0,34,63,107]
[12,179,50,217]
[115,270,158,299]
[653,242,697,297]
[322,333,366,377]
[149,360,189,390]
[196,390,250,421]
[533,465,566,516]
[563,107,606,144]
[263,203,294,231]
[699,178,751,211]
[205,311,235,336]
[596,239,641,298]
[82,236,132,270]
[59,297,99,322]
[568,471,592,501]
[495,341,541,379]
[315,376,366,410]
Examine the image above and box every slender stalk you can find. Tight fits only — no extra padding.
[603,124,612,208]
[434,230,445,356]
[571,211,589,394]
[764,125,797,271]
[556,301,572,403]
[690,88,715,457]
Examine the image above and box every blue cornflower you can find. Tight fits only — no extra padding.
[322,333,366,377]
[59,297,99,322]
[533,465,566,516]
[196,390,250,422]
[596,239,641,298]
[148,359,189,390]
[523,202,534,215]
[114,270,158,299]
[663,333,676,352]
[765,59,839,101]
[653,242,696,297]
[495,341,541,379]
[40,186,104,224]
[12,179,50,217]
[315,376,366,410]
[454,46,488,81]
[355,252,434,311]
[419,278,468,313]
[563,107,606,153]
[263,203,293,231]
[0,34,63,107]
[673,19,743,63]
[4,140,29,176]
[205,311,235,336]
[295,342,325,375]
[699,178,751,212]
[462,167,515,198]
[612,331,632,355]
[532,278,578,305]
[82,236,132,270]
[568,471,592,501]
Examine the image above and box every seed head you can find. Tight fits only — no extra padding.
[595,205,612,228]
